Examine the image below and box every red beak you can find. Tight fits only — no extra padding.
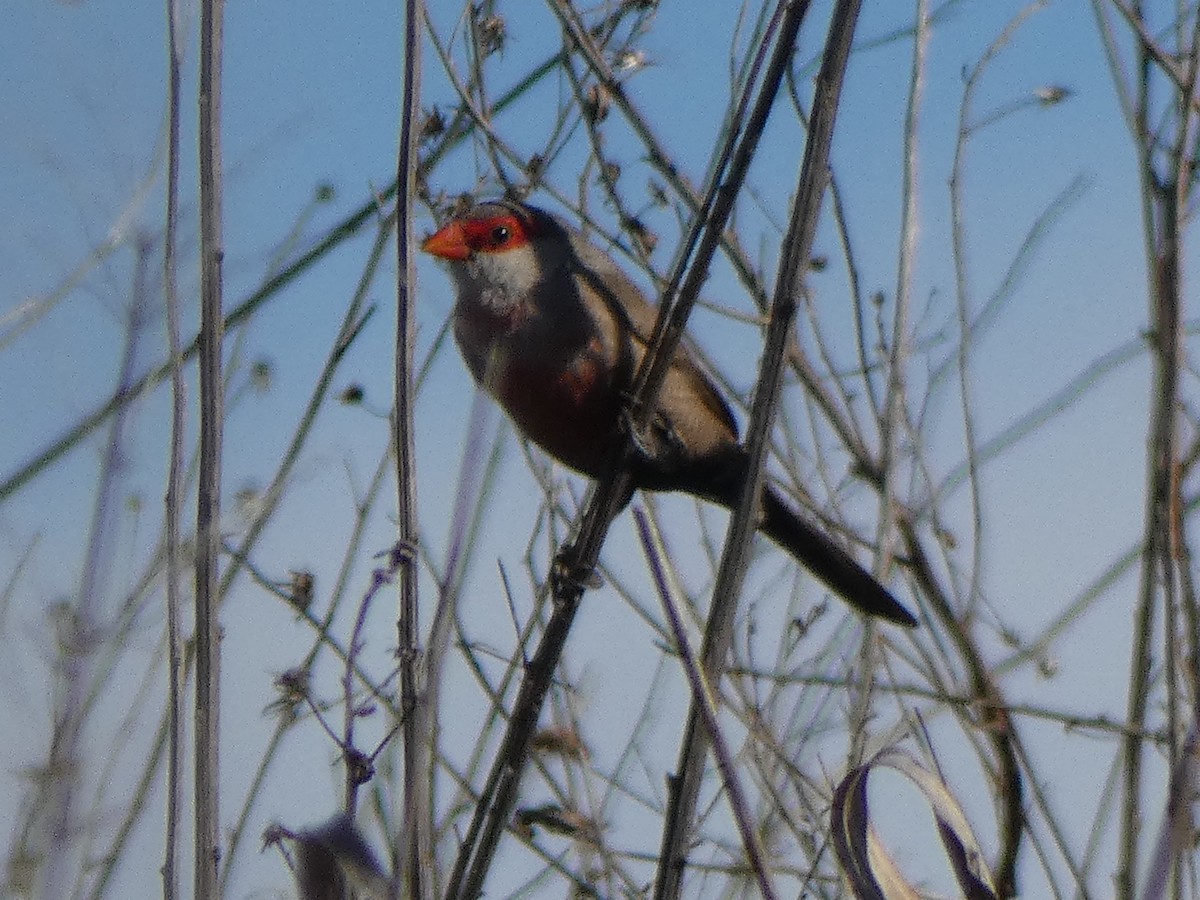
[421,221,472,261]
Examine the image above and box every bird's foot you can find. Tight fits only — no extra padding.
[618,406,685,467]
[618,407,657,461]
[551,547,604,597]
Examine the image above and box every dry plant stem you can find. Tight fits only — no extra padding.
[814,112,883,428]
[654,2,861,895]
[1115,6,1195,895]
[898,517,1023,897]
[211,283,387,682]
[884,0,931,518]
[426,10,584,200]
[0,203,372,504]
[192,208,389,882]
[63,332,389,894]
[220,448,392,892]
[444,545,617,899]
[421,398,503,850]
[781,76,880,467]
[1124,168,1178,900]
[446,4,803,895]
[65,545,187,898]
[1178,458,1200,732]
[937,293,1132,504]
[155,217,383,886]
[220,289,380,615]
[0,138,166,354]
[999,712,1088,896]
[195,0,224,894]
[561,58,646,266]
[634,509,781,900]
[817,174,876,437]
[395,2,430,898]
[344,547,412,802]
[162,0,184,893]
[467,2,515,195]
[630,4,791,404]
[442,577,556,847]
[848,0,928,763]
[547,0,774,307]
[33,248,149,899]
[74,623,170,894]
[1107,0,1200,116]
[737,658,1167,740]
[902,12,1052,896]
[85,704,174,900]
[343,580,374,814]
[998,477,1200,684]
[1081,753,1124,888]
[1141,726,1200,900]
[198,264,379,884]
[947,3,1045,614]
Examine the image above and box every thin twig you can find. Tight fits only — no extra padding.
[194,0,225,893]
[634,508,781,900]
[162,0,185,892]
[1115,2,1194,894]
[219,443,393,890]
[655,1,862,895]
[898,516,1024,897]
[395,1,430,897]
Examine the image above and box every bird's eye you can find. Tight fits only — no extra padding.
[490,225,510,244]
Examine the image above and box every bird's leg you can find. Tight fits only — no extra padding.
[549,445,642,598]
[550,547,604,596]
[617,404,657,460]
[618,404,687,470]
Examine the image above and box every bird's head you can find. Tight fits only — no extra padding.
[422,200,571,313]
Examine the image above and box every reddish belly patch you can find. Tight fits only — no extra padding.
[496,352,615,476]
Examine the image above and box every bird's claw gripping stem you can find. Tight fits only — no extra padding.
[618,406,656,461]
[618,405,686,467]
[551,547,604,597]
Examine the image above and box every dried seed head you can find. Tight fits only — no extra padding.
[420,106,445,141]
[624,216,657,256]
[584,83,612,123]
[288,570,315,609]
[339,383,365,406]
[477,13,506,56]
[1034,85,1071,106]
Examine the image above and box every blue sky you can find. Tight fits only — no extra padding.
[0,0,1185,896]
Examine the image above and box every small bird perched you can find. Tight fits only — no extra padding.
[422,199,917,627]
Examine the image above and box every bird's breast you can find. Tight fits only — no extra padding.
[490,337,619,477]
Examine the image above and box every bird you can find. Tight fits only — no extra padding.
[421,198,917,627]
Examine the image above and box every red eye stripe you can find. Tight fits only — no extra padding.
[460,214,532,253]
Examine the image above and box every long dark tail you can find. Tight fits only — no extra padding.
[758,487,917,627]
[636,446,917,627]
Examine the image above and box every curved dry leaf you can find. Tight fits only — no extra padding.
[831,748,997,900]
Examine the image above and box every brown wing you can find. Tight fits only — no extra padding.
[565,229,740,442]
